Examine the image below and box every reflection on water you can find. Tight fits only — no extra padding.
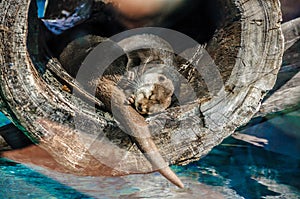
[0,112,12,127]
[0,110,299,198]
[0,158,92,199]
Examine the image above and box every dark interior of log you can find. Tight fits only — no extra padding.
[44,0,222,56]
[27,0,241,112]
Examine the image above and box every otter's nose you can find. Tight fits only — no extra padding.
[137,104,143,112]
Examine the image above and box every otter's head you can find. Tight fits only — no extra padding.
[134,74,174,114]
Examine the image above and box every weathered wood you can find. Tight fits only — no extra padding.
[282,17,300,51]
[251,18,300,119]
[257,70,300,117]
[0,0,283,185]
[231,17,300,142]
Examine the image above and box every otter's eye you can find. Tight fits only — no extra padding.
[158,76,165,82]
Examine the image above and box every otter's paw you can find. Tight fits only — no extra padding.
[127,94,136,105]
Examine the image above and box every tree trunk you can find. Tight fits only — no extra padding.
[0,0,284,178]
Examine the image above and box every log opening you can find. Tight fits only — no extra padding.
[32,0,242,111]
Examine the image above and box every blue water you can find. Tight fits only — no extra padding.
[0,110,299,198]
[0,112,12,127]
[0,159,92,199]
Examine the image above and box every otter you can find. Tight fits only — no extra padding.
[59,34,176,115]
[58,34,183,188]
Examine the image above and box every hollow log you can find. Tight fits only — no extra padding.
[0,0,284,186]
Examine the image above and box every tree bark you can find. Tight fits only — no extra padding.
[0,0,283,177]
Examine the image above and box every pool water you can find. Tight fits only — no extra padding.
[0,110,299,198]
[0,112,12,127]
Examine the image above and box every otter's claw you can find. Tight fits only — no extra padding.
[127,94,135,104]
